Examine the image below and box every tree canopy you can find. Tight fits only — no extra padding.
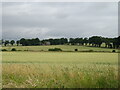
[2,36,120,49]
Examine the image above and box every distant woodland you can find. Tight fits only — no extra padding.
[1,36,120,49]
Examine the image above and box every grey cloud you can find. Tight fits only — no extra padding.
[2,2,118,40]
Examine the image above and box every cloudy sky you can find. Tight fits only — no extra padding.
[2,2,118,40]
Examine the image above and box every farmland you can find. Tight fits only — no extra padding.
[2,45,118,52]
[1,45,119,88]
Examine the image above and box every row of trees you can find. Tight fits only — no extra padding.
[1,40,20,46]
[41,38,68,45]
[69,36,120,48]
[1,36,120,48]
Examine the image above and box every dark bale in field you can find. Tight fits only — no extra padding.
[112,50,116,52]
[75,49,78,51]
[11,48,17,51]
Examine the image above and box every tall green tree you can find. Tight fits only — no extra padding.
[83,38,88,45]
[16,40,20,46]
[20,38,26,46]
[89,36,102,47]
[4,40,9,46]
[10,40,15,46]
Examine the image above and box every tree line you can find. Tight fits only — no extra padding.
[1,36,120,49]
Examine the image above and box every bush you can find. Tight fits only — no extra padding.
[75,49,78,51]
[48,48,62,51]
[1,49,7,51]
[88,50,94,52]
[17,50,22,51]
[24,50,28,51]
[112,50,116,52]
[11,48,17,51]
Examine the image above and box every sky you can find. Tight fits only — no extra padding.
[2,2,118,40]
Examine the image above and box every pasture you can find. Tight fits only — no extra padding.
[2,45,118,52]
[2,51,118,88]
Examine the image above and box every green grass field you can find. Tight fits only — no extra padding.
[2,45,118,52]
[2,46,118,88]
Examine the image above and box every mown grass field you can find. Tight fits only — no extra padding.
[2,48,118,88]
[2,45,118,52]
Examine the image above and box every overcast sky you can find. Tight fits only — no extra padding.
[2,2,118,40]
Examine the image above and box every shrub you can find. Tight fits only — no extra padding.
[24,50,28,51]
[88,50,94,52]
[1,49,7,51]
[17,50,22,51]
[11,48,17,51]
[75,49,78,51]
[112,50,116,52]
[48,48,62,51]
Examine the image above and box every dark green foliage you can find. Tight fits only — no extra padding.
[1,49,7,51]
[112,36,120,48]
[69,38,84,45]
[42,38,68,45]
[48,48,62,51]
[88,50,94,52]
[81,50,94,52]
[4,40,9,46]
[10,40,15,46]
[83,37,88,45]
[11,48,17,51]
[16,40,20,46]
[89,36,102,47]
[20,38,40,46]
[2,36,120,48]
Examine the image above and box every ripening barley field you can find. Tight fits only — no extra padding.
[2,51,118,88]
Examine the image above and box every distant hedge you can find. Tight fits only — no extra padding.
[48,48,62,51]
[1,49,7,51]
